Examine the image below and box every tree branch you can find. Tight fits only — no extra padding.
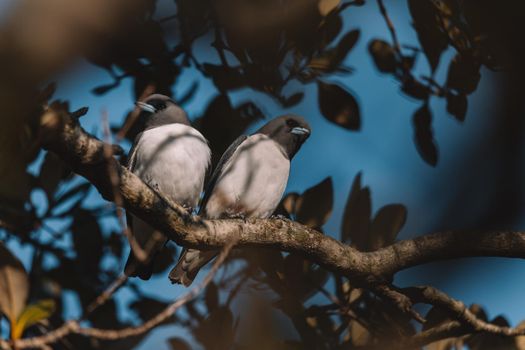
[38,104,525,284]
[32,103,525,346]
[0,240,235,349]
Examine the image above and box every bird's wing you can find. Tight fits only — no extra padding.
[126,131,143,171]
[125,131,143,230]
[198,135,247,214]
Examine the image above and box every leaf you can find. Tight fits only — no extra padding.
[283,254,329,302]
[446,54,481,94]
[401,77,431,100]
[318,81,360,130]
[202,64,245,91]
[295,177,333,228]
[408,0,448,72]
[91,82,119,95]
[368,39,397,73]
[71,209,104,279]
[38,82,57,103]
[446,92,468,121]
[39,152,69,199]
[368,204,407,250]
[12,299,55,340]
[205,282,219,312]
[318,0,341,16]
[350,320,371,346]
[309,30,360,73]
[281,92,304,107]
[167,337,192,350]
[0,242,29,326]
[177,81,199,106]
[413,104,438,166]
[341,173,371,247]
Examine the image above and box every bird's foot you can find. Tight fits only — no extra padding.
[181,204,194,215]
[271,214,289,221]
[228,213,248,222]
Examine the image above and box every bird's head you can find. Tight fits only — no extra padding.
[135,94,190,130]
[256,115,311,159]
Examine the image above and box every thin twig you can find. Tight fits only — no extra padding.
[2,241,236,349]
[405,285,525,336]
[377,0,401,54]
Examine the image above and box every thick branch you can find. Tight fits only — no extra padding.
[39,105,525,283]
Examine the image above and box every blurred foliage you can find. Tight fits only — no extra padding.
[1,0,525,349]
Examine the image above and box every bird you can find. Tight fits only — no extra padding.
[124,94,211,280]
[169,115,311,286]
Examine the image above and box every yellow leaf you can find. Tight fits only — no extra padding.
[318,0,341,16]
[0,243,29,326]
[11,299,55,340]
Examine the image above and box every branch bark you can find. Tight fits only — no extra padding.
[30,103,525,348]
[39,104,525,284]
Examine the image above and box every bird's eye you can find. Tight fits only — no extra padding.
[286,119,299,128]
[148,100,167,111]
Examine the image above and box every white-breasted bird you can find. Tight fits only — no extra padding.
[124,94,211,280]
[169,115,311,286]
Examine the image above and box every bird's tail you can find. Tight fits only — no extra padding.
[169,248,217,286]
[124,217,167,280]
[124,253,155,280]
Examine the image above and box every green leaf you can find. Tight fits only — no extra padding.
[12,299,55,340]
[0,242,29,328]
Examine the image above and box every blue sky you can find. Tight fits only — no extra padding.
[3,0,525,348]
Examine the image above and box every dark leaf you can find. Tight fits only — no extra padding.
[38,82,57,103]
[194,306,236,350]
[283,254,329,302]
[39,152,70,200]
[70,106,89,119]
[368,39,397,73]
[341,172,371,248]
[273,192,300,219]
[408,0,449,71]
[0,242,29,324]
[202,64,245,91]
[446,54,481,94]
[413,104,439,166]
[423,306,453,331]
[177,81,199,106]
[318,81,360,130]
[71,209,104,280]
[130,297,171,323]
[281,92,304,107]
[401,77,431,100]
[151,244,177,275]
[309,30,360,73]
[205,282,219,312]
[91,82,119,95]
[368,204,407,250]
[446,92,468,121]
[52,182,91,208]
[167,337,192,350]
[295,177,333,229]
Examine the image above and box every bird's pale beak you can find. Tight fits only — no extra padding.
[135,101,157,113]
[291,127,310,136]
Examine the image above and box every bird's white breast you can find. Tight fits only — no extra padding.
[205,134,290,219]
[132,123,210,208]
